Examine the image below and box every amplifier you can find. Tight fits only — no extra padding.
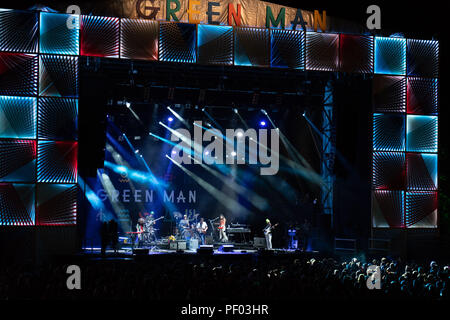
[170,240,187,250]
[253,237,266,248]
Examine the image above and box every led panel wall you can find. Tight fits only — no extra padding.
[36,183,77,225]
[372,190,404,228]
[234,27,269,67]
[120,19,159,60]
[405,191,438,228]
[373,113,405,152]
[407,39,439,78]
[0,139,36,182]
[0,9,38,53]
[80,15,119,58]
[406,115,438,153]
[39,55,79,97]
[407,153,437,191]
[38,97,78,141]
[372,152,405,190]
[0,183,35,225]
[0,53,38,96]
[372,76,406,113]
[374,37,406,75]
[407,77,438,115]
[339,34,373,73]
[40,12,79,55]
[159,22,196,63]
[305,32,339,71]
[37,141,78,183]
[197,25,233,65]
[0,96,36,139]
[270,29,304,69]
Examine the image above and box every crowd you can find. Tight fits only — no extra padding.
[0,254,448,300]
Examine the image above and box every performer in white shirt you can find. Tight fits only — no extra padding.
[196,217,208,245]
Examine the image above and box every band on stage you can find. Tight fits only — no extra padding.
[126,211,309,251]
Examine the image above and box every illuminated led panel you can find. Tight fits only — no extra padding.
[270,29,305,69]
[0,183,35,226]
[198,25,233,65]
[373,113,405,152]
[305,32,339,71]
[0,53,38,96]
[372,76,406,113]
[372,152,405,190]
[405,191,437,228]
[39,55,79,97]
[80,15,119,58]
[407,77,438,115]
[37,141,78,183]
[0,139,36,182]
[0,96,36,139]
[406,115,437,153]
[0,9,38,53]
[374,37,406,75]
[159,22,196,63]
[407,39,439,78]
[120,19,158,60]
[40,12,79,55]
[235,27,269,67]
[38,97,78,141]
[339,34,373,73]
[407,153,437,191]
[372,190,404,228]
[37,183,77,225]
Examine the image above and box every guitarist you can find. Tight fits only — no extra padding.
[196,217,208,245]
[263,219,278,250]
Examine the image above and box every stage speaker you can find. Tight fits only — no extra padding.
[189,239,199,250]
[197,245,214,255]
[133,248,149,255]
[170,240,186,250]
[253,237,266,248]
[205,236,214,245]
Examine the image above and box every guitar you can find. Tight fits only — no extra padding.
[263,223,279,235]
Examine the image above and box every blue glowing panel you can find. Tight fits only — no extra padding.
[159,22,196,63]
[406,191,437,228]
[372,190,404,228]
[37,141,78,183]
[0,53,38,96]
[0,96,36,139]
[0,183,35,226]
[197,25,233,65]
[0,139,36,182]
[373,113,405,152]
[80,15,119,58]
[37,183,77,225]
[407,153,437,191]
[40,12,79,55]
[120,19,159,60]
[372,76,406,113]
[271,29,305,69]
[372,152,405,190]
[0,9,38,53]
[38,97,78,141]
[235,27,270,67]
[407,77,438,115]
[406,115,438,153]
[407,39,439,78]
[339,34,373,73]
[306,32,339,71]
[39,55,79,97]
[374,37,406,75]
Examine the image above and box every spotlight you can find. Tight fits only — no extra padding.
[125,102,131,108]
[237,132,243,138]
[135,149,139,154]
[261,109,267,115]
[171,150,177,155]
[204,151,209,155]
[302,111,306,117]
[168,117,174,122]
[231,151,237,157]
[233,108,238,114]
[260,121,266,127]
